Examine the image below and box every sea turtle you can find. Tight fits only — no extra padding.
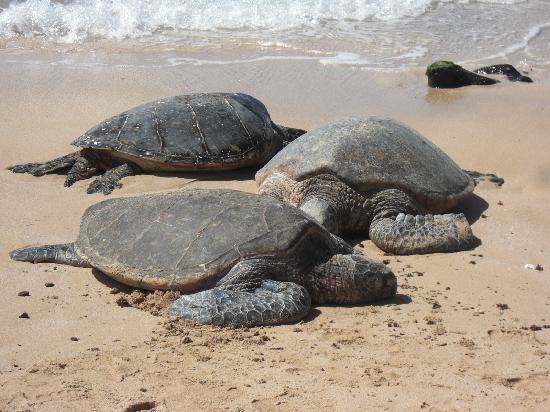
[9,188,396,326]
[8,93,305,194]
[256,117,476,255]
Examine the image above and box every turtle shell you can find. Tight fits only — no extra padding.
[256,117,474,211]
[72,93,281,170]
[75,189,337,292]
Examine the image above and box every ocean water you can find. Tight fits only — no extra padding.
[0,0,549,70]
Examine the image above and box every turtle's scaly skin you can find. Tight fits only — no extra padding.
[8,93,305,194]
[257,117,475,255]
[9,189,396,326]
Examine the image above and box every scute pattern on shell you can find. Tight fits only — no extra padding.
[75,189,330,291]
[72,93,278,166]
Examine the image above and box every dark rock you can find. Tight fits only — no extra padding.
[426,61,498,88]
[116,296,130,307]
[17,290,30,297]
[473,64,533,83]
[19,312,29,319]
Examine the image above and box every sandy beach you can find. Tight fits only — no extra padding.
[1,52,550,411]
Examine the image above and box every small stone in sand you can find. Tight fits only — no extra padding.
[70,336,80,341]
[496,303,509,310]
[116,296,130,307]
[19,312,29,319]
[18,290,30,297]
[44,282,55,287]
[524,263,543,271]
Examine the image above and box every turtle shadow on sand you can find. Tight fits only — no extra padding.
[450,193,489,226]
[297,308,322,323]
[91,268,132,291]
[148,167,256,183]
[91,267,404,324]
[374,293,411,306]
[301,294,411,323]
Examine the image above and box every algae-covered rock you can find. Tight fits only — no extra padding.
[426,61,498,88]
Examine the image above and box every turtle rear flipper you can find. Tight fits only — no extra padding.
[10,243,91,267]
[169,260,311,326]
[8,151,81,176]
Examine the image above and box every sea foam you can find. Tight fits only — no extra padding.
[0,0,434,42]
[0,0,547,70]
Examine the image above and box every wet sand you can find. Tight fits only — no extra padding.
[1,55,549,410]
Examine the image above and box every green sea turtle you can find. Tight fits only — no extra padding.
[9,189,396,326]
[256,117,476,255]
[8,93,305,194]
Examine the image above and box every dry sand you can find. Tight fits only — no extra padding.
[1,55,549,411]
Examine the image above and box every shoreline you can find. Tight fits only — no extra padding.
[1,53,549,410]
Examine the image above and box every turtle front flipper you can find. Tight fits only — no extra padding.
[8,151,81,176]
[10,243,91,267]
[169,260,311,326]
[369,213,474,255]
[87,163,141,195]
[64,150,101,188]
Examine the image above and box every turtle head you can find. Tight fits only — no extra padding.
[273,124,307,146]
[309,252,396,305]
[346,252,397,304]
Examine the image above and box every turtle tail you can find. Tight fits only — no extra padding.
[9,243,91,267]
